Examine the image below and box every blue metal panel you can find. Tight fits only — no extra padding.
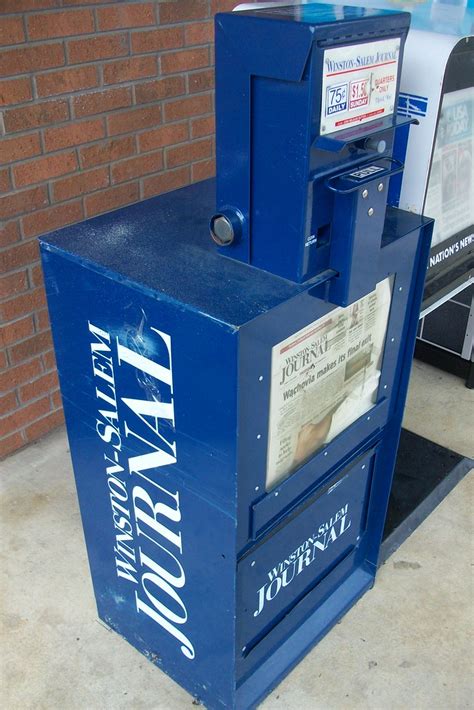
[41,244,240,708]
[236,448,374,657]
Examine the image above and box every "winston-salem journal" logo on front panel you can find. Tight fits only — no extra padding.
[253,504,352,618]
[87,315,195,661]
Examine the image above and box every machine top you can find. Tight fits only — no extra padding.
[40,180,431,329]
[234,2,405,25]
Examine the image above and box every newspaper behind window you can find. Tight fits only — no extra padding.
[425,86,474,248]
[266,278,392,490]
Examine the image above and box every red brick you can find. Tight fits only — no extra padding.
[103,55,157,85]
[85,182,140,217]
[73,86,132,118]
[160,0,208,23]
[0,185,48,220]
[107,105,162,136]
[211,0,241,12]
[166,138,213,169]
[31,263,44,288]
[0,392,17,417]
[22,200,83,238]
[0,240,39,273]
[44,118,105,151]
[0,432,24,460]
[62,0,114,4]
[161,47,209,74]
[0,0,57,11]
[3,99,69,133]
[192,158,216,182]
[188,69,214,94]
[9,330,53,366]
[35,308,50,332]
[135,75,185,104]
[0,43,64,78]
[139,122,189,152]
[0,133,41,165]
[19,370,59,403]
[97,3,155,31]
[0,350,6,370]
[0,171,13,195]
[52,167,109,202]
[0,315,35,347]
[79,136,135,169]
[0,77,33,107]
[185,21,213,46]
[0,16,25,46]
[36,65,98,98]
[27,9,94,40]
[131,27,183,54]
[51,389,62,409]
[111,151,163,184]
[0,271,28,300]
[1,396,51,437]
[191,114,215,138]
[0,357,42,393]
[143,166,190,199]
[42,349,56,371]
[25,408,64,443]
[0,168,11,192]
[164,94,212,122]
[68,33,128,64]
[13,151,77,188]
[0,221,21,247]
[1,171,11,194]
[0,287,46,323]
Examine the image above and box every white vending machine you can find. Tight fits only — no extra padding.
[395,4,473,385]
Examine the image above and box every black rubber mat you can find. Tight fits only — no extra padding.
[380,429,472,564]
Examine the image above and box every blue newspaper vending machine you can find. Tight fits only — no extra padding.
[40,5,433,709]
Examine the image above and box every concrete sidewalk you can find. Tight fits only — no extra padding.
[1,360,473,709]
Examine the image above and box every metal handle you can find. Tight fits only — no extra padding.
[324,157,405,195]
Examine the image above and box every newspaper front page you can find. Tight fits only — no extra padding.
[266,278,392,490]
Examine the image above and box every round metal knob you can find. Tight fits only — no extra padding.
[365,138,387,154]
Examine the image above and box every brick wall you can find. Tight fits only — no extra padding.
[0,0,247,459]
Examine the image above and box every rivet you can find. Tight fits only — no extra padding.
[362,189,369,199]
[367,416,371,421]
[258,375,263,382]
[275,491,279,497]
[255,485,259,492]
[362,464,366,470]
[242,646,246,653]
[398,286,403,292]
[368,207,374,217]
[377,182,384,192]
[383,384,388,390]
[391,337,395,343]
[256,434,261,440]
[324,451,328,457]
[251,561,255,567]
